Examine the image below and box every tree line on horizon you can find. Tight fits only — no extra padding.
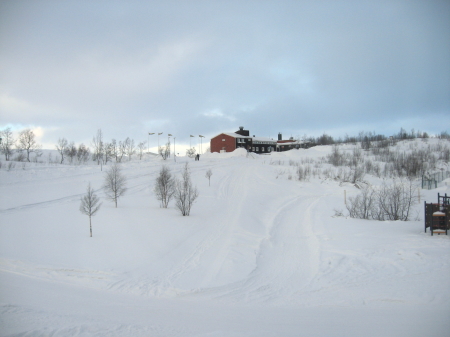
[302,128,450,147]
[1,126,449,163]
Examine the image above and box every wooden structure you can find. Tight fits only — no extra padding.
[424,193,450,235]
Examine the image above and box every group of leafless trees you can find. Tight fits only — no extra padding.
[154,163,199,216]
[301,128,448,147]
[275,136,449,185]
[346,179,420,221]
[91,129,146,165]
[158,140,171,160]
[0,127,43,162]
[56,138,90,164]
[325,140,450,179]
[56,130,145,165]
[0,127,146,165]
[80,161,203,237]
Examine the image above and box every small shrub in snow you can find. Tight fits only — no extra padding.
[296,165,311,181]
[327,145,346,166]
[7,161,15,171]
[346,186,376,220]
[376,179,419,221]
[333,209,345,217]
[14,152,26,162]
[346,179,419,221]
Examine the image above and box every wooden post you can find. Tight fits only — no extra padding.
[344,190,347,205]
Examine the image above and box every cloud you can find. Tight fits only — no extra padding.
[0,93,31,112]
[0,0,449,148]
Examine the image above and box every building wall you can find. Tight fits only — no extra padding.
[251,143,275,153]
[236,137,252,151]
[210,134,237,153]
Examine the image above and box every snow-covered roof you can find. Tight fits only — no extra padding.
[211,133,276,143]
[252,136,277,144]
[277,139,310,144]
[211,132,252,139]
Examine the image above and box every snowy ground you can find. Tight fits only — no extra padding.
[0,144,449,336]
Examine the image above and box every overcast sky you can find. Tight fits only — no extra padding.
[1,0,449,151]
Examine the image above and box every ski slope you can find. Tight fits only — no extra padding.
[0,145,449,336]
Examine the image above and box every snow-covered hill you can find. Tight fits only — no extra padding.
[1,141,449,336]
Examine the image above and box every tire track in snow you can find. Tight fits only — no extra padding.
[0,168,156,214]
[207,193,322,304]
[144,162,254,297]
[0,193,86,214]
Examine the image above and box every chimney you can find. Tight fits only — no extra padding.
[236,127,249,136]
[278,132,282,141]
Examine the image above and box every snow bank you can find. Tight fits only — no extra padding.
[1,142,449,336]
[202,147,250,159]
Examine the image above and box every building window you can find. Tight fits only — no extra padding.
[222,139,225,141]
[256,147,259,152]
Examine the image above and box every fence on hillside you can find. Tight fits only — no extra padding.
[422,170,450,189]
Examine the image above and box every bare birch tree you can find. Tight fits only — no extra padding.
[92,129,104,165]
[117,139,127,162]
[17,129,42,162]
[125,137,135,161]
[0,127,15,161]
[109,139,118,162]
[77,144,90,164]
[137,141,146,160]
[186,147,196,158]
[158,141,171,160]
[174,163,198,216]
[65,141,77,164]
[56,138,68,164]
[103,163,127,208]
[79,183,102,237]
[103,142,113,164]
[154,165,176,208]
[205,169,213,186]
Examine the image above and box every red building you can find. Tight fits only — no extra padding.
[210,127,276,154]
